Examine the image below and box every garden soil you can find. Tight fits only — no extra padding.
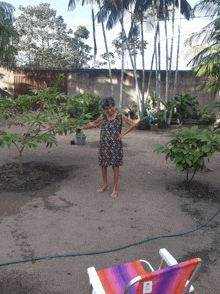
[0,119,220,293]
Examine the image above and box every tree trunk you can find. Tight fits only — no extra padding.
[19,149,23,174]
[111,0,141,118]
[146,21,158,107]
[168,0,181,125]
[141,14,145,117]
[157,12,161,113]
[152,0,159,112]
[119,5,124,111]
[91,0,97,62]
[98,0,113,97]
[168,1,175,87]
[163,0,169,122]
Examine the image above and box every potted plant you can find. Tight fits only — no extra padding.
[76,129,86,145]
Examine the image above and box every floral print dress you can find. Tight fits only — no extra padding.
[98,112,123,167]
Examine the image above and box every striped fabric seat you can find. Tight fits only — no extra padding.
[97,260,146,294]
[96,258,200,294]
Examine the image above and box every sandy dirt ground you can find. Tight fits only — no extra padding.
[0,120,220,293]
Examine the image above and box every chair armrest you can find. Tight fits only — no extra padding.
[159,249,194,293]
[159,248,178,266]
[87,267,105,294]
[123,276,142,294]
[140,259,155,272]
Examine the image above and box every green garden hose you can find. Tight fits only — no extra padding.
[0,209,219,267]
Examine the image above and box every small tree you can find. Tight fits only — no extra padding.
[152,126,220,182]
[0,74,92,174]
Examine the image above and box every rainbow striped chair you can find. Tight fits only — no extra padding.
[87,248,202,294]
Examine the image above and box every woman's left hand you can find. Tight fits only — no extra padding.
[118,133,124,140]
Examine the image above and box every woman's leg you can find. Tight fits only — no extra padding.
[97,166,109,192]
[111,166,119,197]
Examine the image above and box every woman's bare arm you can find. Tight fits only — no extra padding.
[121,114,137,137]
[80,115,102,130]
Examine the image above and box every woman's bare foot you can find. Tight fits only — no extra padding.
[97,185,109,193]
[111,188,118,197]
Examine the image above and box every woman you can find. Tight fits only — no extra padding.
[77,96,137,197]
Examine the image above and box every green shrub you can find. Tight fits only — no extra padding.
[152,126,220,181]
[174,92,198,122]
[70,92,104,120]
[197,105,216,125]
[136,117,151,130]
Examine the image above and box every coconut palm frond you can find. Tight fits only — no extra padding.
[185,45,206,62]
[194,0,219,19]
[185,28,213,46]
[68,0,77,10]
[188,43,220,67]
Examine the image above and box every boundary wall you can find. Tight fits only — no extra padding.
[0,67,216,112]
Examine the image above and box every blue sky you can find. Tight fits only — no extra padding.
[8,0,210,70]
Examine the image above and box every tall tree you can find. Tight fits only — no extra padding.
[97,0,114,96]
[98,0,143,117]
[0,1,15,23]
[168,0,181,125]
[15,4,91,69]
[0,1,17,67]
[129,9,150,115]
[68,0,97,61]
[140,0,193,114]
[163,0,169,121]
[185,0,220,102]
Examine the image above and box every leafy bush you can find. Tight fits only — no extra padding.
[70,92,104,120]
[152,126,220,182]
[150,111,168,128]
[136,117,151,130]
[174,92,198,122]
[197,105,216,125]
[161,92,199,124]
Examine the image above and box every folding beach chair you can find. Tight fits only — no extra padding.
[146,109,158,127]
[87,248,202,294]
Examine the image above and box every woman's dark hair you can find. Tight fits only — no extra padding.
[100,96,115,109]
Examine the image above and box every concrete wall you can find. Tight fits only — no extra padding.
[0,66,14,97]
[0,67,214,113]
[68,69,213,112]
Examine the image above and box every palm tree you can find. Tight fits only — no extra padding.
[132,0,153,116]
[119,0,125,111]
[163,0,169,121]
[97,0,114,96]
[99,0,142,117]
[68,0,97,61]
[144,0,158,109]
[168,0,181,125]
[186,0,220,99]
[139,0,193,115]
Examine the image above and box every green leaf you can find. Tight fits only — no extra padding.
[176,164,183,173]
[190,125,198,132]
[207,152,213,160]
[156,147,165,155]
[174,157,183,164]
[202,145,211,153]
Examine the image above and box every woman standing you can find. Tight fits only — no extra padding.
[77,96,137,197]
